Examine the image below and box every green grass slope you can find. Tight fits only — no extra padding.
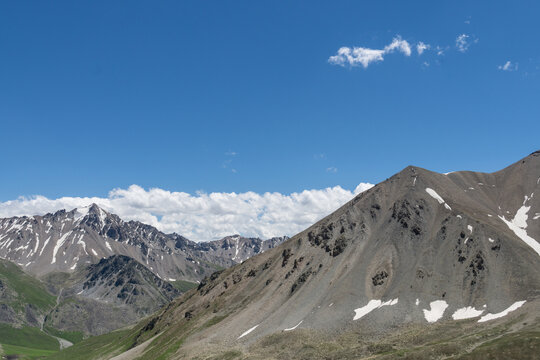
[0,259,56,314]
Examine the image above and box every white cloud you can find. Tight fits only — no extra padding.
[0,183,374,242]
[498,61,518,71]
[329,35,412,68]
[416,42,430,55]
[326,167,338,173]
[435,45,446,56]
[456,34,470,52]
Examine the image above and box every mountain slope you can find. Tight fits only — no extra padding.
[51,151,540,359]
[41,255,181,336]
[0,259,56,328]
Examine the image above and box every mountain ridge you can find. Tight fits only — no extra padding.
[0,205,287,282]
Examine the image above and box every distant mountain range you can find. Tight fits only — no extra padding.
[0,204,287,282]
[0,205,287,339]
[53,150,540,359]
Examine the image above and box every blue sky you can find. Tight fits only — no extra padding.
[1,1,539,202]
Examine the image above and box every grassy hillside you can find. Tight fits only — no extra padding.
[0,323,59,359]
[0,259,56,314]
[46,328,136,360]
[46,302,540,360]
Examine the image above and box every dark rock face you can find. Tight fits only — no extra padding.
[372,270,389,286]
[82,255,179,310]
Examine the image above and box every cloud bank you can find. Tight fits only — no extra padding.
[0,183,374,242]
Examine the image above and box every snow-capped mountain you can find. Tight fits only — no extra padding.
[0,204,286,282]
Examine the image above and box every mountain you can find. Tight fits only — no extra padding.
[41,255,181,336]
[51,151,540,359]
[0,205,286,282]
[0,204,287,343]
[186,234,288,265]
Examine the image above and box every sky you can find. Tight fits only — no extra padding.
[1,1,539,240]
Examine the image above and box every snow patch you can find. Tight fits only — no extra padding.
[452,306,485,320]
[91,249,98,256]
[353,298,399,321]
[284,320,303,332]
[425,188,451,210]
[39,236,51,256]
[415,299,420,306]
[478,301,526,323]
[499,205,540,256]
[423,300,449,323]
[232,237,241,261]
[467,225,473,233]
[105,241,113,252]
[74,206,90,222]
[488,238,495,243]
[457,215,462,219]
[34,234,40,253]
[52,231,72,264]
[238,324,259,339]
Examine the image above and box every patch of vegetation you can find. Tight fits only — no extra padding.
[200,314,228,330]
[0,323,59,351]
[0,343,58,359]
[0,259,56,312]
[45,328,137,360]
[457,331,540,360]
[44,326,85,344]
[170,279,198,293]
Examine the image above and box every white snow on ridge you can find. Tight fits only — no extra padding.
[534,213,540,220]
[423,300,449,323]
[238,324,259,339]
[284,320,303,331]
[52,231,72,264]
[353,298,399,321]
[478,301,526,323]
[105,241,113,252]
[425,188,452,211]
[74,206,90,222]
[39,236,51,256]
[452,306,484,320]
[498,203,540,256]
[232,237,240,261]
[467,225,473,233]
